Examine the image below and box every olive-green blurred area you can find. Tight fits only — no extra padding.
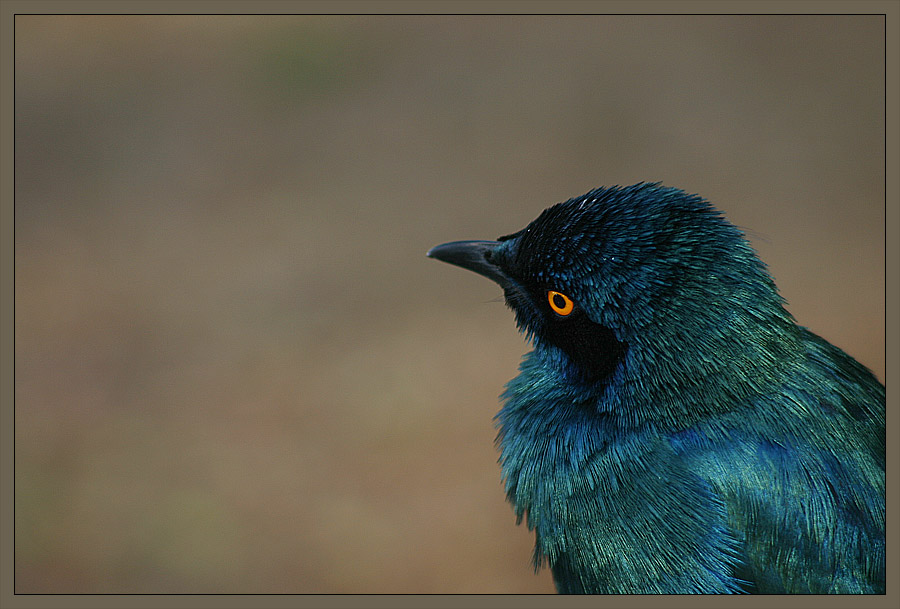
[15,15,884,593]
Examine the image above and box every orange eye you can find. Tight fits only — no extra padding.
[547,290,575,316]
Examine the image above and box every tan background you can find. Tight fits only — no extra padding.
[15,15,885,593]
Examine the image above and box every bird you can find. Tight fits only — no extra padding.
[426,182,885,594]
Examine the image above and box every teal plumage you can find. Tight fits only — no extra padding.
[427,183,884,593]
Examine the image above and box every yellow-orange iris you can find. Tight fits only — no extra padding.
[547,290,574,316]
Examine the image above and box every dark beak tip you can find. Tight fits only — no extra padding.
[426,240,492,265]
[425,240,510,288]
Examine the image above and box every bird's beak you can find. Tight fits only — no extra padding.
[426,240,514,290]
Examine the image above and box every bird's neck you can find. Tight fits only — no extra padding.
[495,301,805,522]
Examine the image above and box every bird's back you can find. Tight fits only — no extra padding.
[699,328,885,594]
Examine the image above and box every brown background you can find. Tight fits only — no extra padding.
[15,15,885,593]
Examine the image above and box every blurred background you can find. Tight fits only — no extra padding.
[15,15,885,593]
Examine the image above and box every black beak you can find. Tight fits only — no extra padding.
[426,240,513,290]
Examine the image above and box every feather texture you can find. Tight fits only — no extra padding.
[428,183,884,593]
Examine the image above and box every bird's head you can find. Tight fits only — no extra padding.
[428,183,796,416]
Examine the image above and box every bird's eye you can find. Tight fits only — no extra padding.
[547,290,575,316]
